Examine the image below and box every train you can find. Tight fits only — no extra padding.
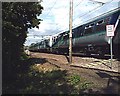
[29,8,120,57]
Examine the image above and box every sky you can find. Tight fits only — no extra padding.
[24,0,119,46]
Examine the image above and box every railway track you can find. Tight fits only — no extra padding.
[30,52,120,73]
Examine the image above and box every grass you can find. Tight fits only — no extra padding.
[67,74,94,94]
[20,52,30,60]
[3,58,94,94]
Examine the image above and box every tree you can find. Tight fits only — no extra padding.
[2,2,43,82]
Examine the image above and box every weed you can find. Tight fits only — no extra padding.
[68,74,81,85]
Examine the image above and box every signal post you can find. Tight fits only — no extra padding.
[106,25,114,69]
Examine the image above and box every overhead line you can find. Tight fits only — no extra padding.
[73,1,104,22]
[73,0,113,27]
[54,0,105,33]
[45,0,57,16]
[30,0,114,39]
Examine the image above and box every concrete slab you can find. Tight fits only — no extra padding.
[71,59,119,73]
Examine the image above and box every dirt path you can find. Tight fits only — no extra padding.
[30,52,119,94]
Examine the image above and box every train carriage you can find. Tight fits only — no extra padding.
[29,8,120,57]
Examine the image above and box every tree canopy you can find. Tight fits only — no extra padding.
[2,2,43,82]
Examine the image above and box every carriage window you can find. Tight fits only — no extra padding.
[90,23,94,27]
[85,25,89,29]
[97,20,104,25]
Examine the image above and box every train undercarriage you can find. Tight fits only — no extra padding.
[49,43,119,58]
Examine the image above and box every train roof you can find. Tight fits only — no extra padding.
[75,8,120,28]
[54,8,120,37]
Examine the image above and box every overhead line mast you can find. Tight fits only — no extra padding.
[69,0,73,64]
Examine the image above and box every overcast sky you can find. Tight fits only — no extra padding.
[24,0,119,46]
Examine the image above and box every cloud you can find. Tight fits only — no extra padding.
[25,0,118,46]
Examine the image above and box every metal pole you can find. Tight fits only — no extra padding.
[69,0,73,64]
[110,36,113,69]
